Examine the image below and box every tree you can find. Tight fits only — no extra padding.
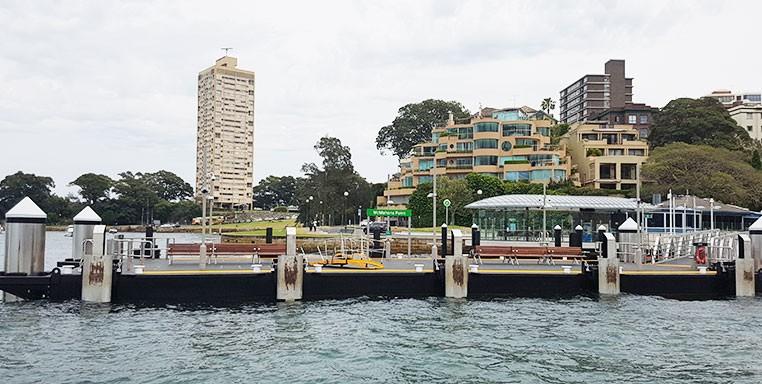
[298,136,379,226]
[112,172,161,224]
[70,173,113,204]
[253,175,299,210]
[0,171,55,217]
[642,143,762,211]
[465,173,504,199]
[541,98,556,119]
[143,170,193,201]
[752,150,762,170]
[376,99,470,158]
[550,123,570,144]
[649,97,752,151]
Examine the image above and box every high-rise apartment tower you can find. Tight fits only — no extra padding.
[195,56,255,209]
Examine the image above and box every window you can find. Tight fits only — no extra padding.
[474,156,498,166]
[475,122,499,133]
[608,149,625,156]
[418,175,432,184]
[402,177,413,188]
[418,159,434,171]
[748,126,753,132]
[455,142,473,152]
[628,115,637,124]
[639,115,648,124]
[474,139,498,149]
[515,138,538,148]
[628,149,645,156]
[502,123,532,136]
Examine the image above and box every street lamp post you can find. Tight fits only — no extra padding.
[474,189,483,227]
[342,191,349,226]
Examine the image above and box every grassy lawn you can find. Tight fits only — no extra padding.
[215,219,333,238]
[217,219,297,231]
[405,225,472,233]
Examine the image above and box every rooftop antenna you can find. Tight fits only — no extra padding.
[221,47,233,56]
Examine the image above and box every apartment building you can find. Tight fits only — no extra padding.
[729,104,762,140]
[559,60,633,124]
[560,122,649,190]
[590,102,659,139]
[704,90,762,107]
[195,56,255,210]
[380,107,570,207]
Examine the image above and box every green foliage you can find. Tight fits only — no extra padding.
[649,97,751,151]
[541,98,556,118]
[1,170,200,225]
[465,173,503,199]
[297,136,380,225]
[253,175,299,210]
[586,148,603,157]
[752,150,762,170]
[69,173,113,204]
[0,171,55,217]
[550,123,570,144]
[376,99,470,158]
[142,170,193,201]
[642,143,762,211]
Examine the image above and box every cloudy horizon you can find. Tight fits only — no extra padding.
[1,0,760,196]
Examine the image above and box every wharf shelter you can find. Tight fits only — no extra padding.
[465,194,653,242]
[648,195,761,232]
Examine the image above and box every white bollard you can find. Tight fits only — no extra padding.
[71,206,102,261]
[81,225,112,303]
[277,254,303,301]
[451,229,464,256]
[749,217,762,272]
[286,227,297,256]
[199,243,207,268]
[618,217,640,264]
[736,234,756,297]
[3,197,47,302]
[445,255,468,298]
[598,232,620,295]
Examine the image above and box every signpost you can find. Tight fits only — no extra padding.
[367,208,414,257]
[442,199,451,226]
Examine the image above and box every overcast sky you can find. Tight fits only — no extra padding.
[1,0,760,196]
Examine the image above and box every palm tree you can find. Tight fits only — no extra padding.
[541,98,556,120]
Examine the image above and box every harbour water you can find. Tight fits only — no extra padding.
[1,233,762,383]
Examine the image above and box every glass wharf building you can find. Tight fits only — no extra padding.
[380,106,570,208]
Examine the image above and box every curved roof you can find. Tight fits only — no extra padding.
[465,194,652,211]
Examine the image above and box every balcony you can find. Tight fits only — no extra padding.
[446,164,473,170]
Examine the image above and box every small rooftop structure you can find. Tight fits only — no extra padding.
[465,194,652,212]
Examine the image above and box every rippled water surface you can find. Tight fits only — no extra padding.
[1,296,761,383]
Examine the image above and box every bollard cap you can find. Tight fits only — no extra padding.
[73,206,102,224]
[597,224,607,231]
[471,223,479,229]
[618,217,639,232]
[441,223,448,228]
[5,197,47,222]
[553,225,562,230]
[574,225,583,231]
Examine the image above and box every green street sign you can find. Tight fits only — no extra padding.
[367,208,412,217]
[442,199,452,208]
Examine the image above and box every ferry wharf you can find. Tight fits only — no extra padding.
[0,198,759,304]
